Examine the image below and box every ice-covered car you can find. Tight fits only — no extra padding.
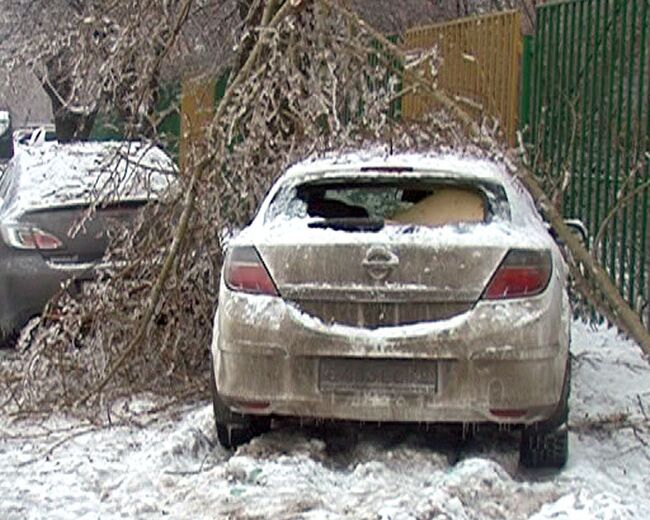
[13,124,57,147]
[210,152,571,468]
[0,141,176,343]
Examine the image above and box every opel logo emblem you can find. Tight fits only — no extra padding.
[362,246,399,281]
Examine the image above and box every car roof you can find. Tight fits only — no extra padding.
[280,150,510,185]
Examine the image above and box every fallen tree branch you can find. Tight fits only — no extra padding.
[77,172,198,406]
[516,167,650,356]
[567,260,627,333]
[77,0,298,406]
[592,160,649,256]
[320,0,650,358]
[319,0,481,138]
[570,411,648,438]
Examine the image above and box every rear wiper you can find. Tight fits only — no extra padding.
[308,218,385,232]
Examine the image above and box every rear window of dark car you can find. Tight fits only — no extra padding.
[266,177,510,227]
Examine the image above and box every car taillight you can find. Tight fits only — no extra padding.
[0,223,64,250]
[224,246,278,296]
[483,249,552,300]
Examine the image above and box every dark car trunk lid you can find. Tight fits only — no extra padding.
[21,201,147,262]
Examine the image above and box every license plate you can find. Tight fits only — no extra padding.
[319,358,438,395]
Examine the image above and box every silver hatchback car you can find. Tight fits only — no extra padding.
[211,152,571,468]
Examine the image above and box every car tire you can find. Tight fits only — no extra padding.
[519,424,568,468]
[0,328,19,349]
[209,357,271,449]
[519,358,571,468]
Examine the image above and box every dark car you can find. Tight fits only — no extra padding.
[0,141,176,343]
[0,110,14,163]
[13,124,57,147]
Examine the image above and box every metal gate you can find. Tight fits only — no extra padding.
[527,0,649,316]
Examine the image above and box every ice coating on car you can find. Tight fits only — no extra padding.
[239,151,551,249]
[222,284,550,346]
[281,149,512,182]
[4,141,177,214]
[244,218,547,249]
[213,149,570,450]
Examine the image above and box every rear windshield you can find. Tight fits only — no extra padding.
[266,178,510,228]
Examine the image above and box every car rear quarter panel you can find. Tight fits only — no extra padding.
[0,247,89,335]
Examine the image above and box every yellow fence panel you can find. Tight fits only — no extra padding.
[180,75,215,175]
[403,11,522,146]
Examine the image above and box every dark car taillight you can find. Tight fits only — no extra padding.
[0,223,64,250]
[483,249,552,300]
[224,246,278,296]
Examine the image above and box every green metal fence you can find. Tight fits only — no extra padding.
[527,0,649,318]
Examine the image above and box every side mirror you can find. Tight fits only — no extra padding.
[564,219,589,246]
[546,218,589,250]
[0,110,14,161]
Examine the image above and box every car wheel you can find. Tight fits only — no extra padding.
[519,359,571,468]
[0,328,19,349]
[209,357,271,449]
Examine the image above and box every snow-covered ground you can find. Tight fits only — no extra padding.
[1,320,649,519]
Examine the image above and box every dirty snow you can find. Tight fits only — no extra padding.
[1,320,649,519]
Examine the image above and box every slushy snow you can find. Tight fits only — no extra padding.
[1,320,649,519]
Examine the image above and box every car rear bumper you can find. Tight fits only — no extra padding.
[0,254,95,335]
[213,282,570,426]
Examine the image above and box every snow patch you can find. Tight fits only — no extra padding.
[1,321,649,518]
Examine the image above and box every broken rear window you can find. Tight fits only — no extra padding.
[266,177,510,229]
